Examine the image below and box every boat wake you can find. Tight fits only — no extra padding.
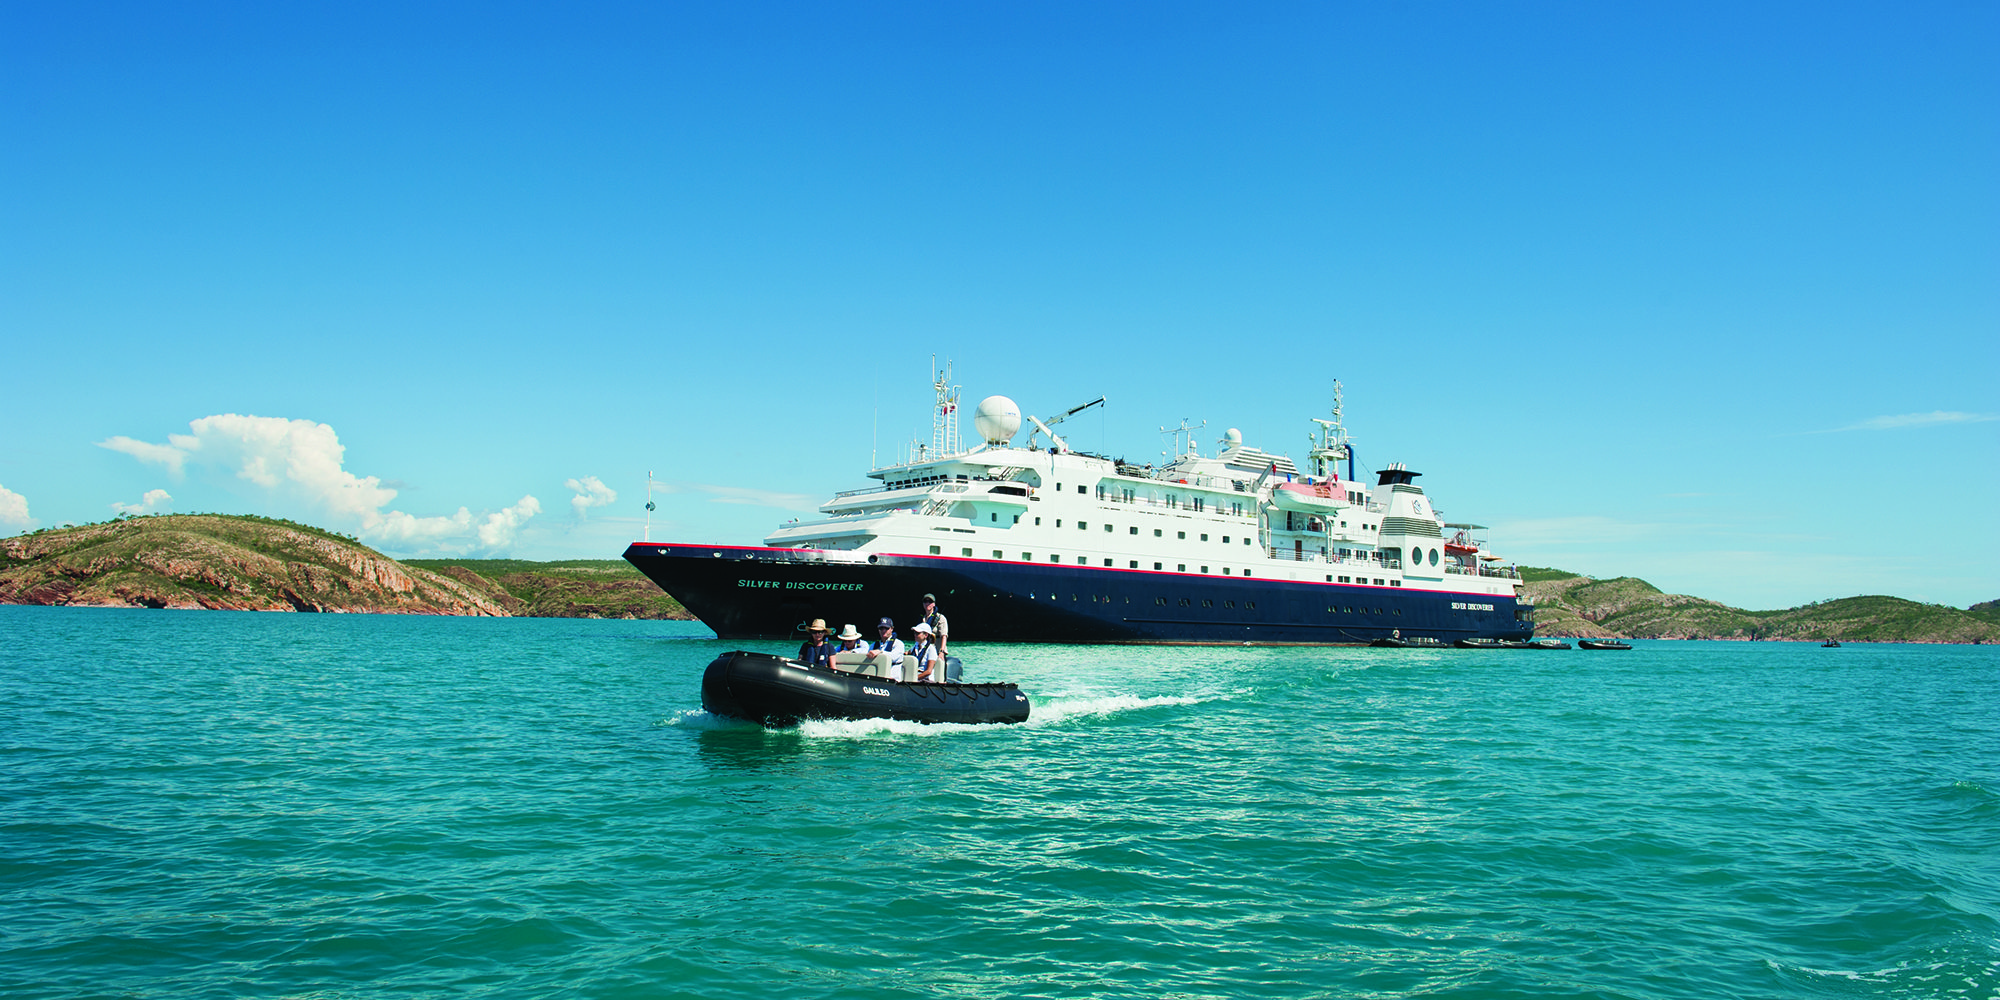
[661,690,1222,737]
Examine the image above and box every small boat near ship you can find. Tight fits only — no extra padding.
[1371,635,1447,648]
[1577,640,1632,650]
[1525,638,1573,650]
[1455,637,1530,649]
[1822,640,1841,648]
[700,650,1031,727]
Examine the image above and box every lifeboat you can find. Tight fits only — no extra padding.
[699,650,1031,727]
[1272,480,1348,513]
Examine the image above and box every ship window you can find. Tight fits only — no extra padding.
[929,545,941,555]
[1179,598,1191,607]
[1202,599,1213,608]
[1051,554,1061,563]
[1202,534,1209,542]
[1246,601,1255,609]
[1154,562,1163,570]
[1391,581,1401,587]
[1223,568,1231,575]
[993,550,1003,559]
[1103,558,1113,567]
[1157,597,1167,605]
[1339,576,1350,583]
[1035,517,1041,526]
[1056,483,1062,491]
[1178,564,1186,572]
[1243,570,1251,577]
[961,548,973,557]
[1177,531,1186,540]
[1072,593,1078,601]
[1022,552,1032,560]
[1224,600,1235,609]
[1344,606,1353,613]
[1244,537,1252,545]
[1430,548,1439,566]
[1222,535,1229,543]
[1193,498,1205,511]
[1394,609,1402,615]
[1129,527,1137,535]
[1077,485,1086,494]
[1104,524,1113,532]
[1129,560,1138,568]
[1077,522,1086,530]
[1014,515,1020,524]
[1056,519,1062,527]
[1154,529,1162,537]
[1201,566,1209,573]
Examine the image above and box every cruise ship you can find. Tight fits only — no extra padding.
[624,369,1534,644]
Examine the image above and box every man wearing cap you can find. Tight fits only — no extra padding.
[868,616,907,680]
[920,593,950,665]
[796,619,834,670]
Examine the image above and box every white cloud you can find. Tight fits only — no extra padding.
[566,475,618,518]
[111,488,173,516]
[0,483,35,531]
[1836,411,1999,432]
[96,414,540,554]
[98,436,189,476]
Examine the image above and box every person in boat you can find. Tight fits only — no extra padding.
[909,622,942,683]
[920,593,950,661]
[797,618,834,669]
[833,623,867,664]
[868,616,907,680]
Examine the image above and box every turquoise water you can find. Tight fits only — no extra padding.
[2,606,1996,999]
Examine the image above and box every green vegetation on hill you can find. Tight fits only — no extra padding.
[1523,568,1999,643]
[403,558,689,619]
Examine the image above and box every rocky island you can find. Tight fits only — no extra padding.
[0,514,689,619]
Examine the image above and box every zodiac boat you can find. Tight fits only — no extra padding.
[700,650,1031,727]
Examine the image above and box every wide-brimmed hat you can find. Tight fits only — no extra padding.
[911,622,933,634]
[801,618,828,632]
[836,624,862,641]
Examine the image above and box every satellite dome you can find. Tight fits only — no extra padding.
[973,395,1022,446]
[1222,427,1243,450]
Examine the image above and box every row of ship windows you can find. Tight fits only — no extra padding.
[1057,481,1248,515]
[1016,515,1257,546]
[935,545,1257,575]
[1023,592,1403,617]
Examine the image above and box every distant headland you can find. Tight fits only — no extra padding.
[1520,567,1997,644]
[0,514,690,620]
[2,515,1993,640]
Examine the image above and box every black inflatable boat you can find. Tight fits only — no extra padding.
[700,650,1032,727]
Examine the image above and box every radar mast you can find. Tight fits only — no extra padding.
[1307,381,1354,481]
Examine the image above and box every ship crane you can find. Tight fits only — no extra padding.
[1025,395,1106,453]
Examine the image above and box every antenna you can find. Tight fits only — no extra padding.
[1161,417,1206,458]
[930,357,962,457]
[643,471,655,542]
[1308,380,1353,480]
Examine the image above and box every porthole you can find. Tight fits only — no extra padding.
[1156,597,1167,606]
[1429,548,1439,566]
[1179,598,1191,607]
[1245,601,1255,610]
[1224,600,1235,609]
[1202,599,1213,608]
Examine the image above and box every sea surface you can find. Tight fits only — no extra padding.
[2,606,1996,1000]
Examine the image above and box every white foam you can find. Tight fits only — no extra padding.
[656,709,744,730]
[1023,693,1205,727]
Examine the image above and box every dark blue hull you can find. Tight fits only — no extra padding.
[625,542,1535,645]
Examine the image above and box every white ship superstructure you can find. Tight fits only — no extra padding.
[762,383,1521,603]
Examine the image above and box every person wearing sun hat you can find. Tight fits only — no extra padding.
[834,623,866,657]
[796,618,834,669]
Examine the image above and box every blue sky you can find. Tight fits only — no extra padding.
[3,2,1995,609]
